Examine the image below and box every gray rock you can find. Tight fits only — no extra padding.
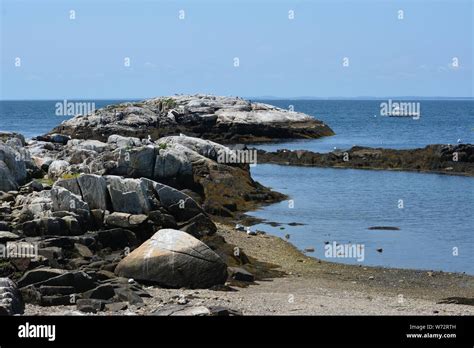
[0,278,24,315]
[154,147,192,178]
[153,304,211,316]
[0,231,20,243]
[116,146,156,178]
[145,179,203,221]
[0,143,28,191]
[105,212,132,228]
[107,135,141,148]
[18,268,68,288]
[68,139,109,153]
[50,186,89,213]
[76,298,107,313]
[77,174,108,210]
[48,160,70,179]
[105,176,151,214]
[114,229,227,288]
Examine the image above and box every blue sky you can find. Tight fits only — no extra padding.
[0,0,472,99]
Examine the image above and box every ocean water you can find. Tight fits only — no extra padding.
[0,100,134,139]
[252,100,474,153]
[1,99,473,273]
[249,165,474,274]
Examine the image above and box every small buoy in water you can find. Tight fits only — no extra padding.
[285,234,290,240]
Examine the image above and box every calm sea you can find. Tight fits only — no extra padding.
[1,99,473,273]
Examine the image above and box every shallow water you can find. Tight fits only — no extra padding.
[249,164,474,274]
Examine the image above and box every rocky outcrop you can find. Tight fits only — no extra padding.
[256,144,474,176]
[23,135,285,217]
[115,229,228,288]
[49,95,334,144]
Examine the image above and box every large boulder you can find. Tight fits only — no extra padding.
[115,229,227,288]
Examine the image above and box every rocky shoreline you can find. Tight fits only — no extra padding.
[1,95,472,316]
[256,144,474,176]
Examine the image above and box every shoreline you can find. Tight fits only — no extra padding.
[24,221,474,315]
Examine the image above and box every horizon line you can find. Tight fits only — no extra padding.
[1,96,473,102]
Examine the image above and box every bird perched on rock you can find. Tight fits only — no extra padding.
[246,227,256,236]
[285,234,290,240]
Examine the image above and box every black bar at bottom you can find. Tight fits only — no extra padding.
[0,315,472,346]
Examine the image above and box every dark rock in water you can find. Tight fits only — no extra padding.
[368,226,400,230]
[257,144,474,177]
[115,229,227,289]
[227,267,254,282]
[76,298,108,313]
[0,278,24,315]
